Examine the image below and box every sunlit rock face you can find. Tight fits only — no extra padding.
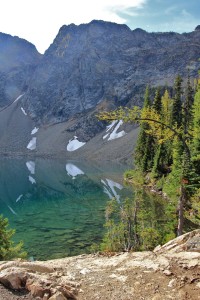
[1,21,200,123]
[23,20,200,124]
[0,33,41,107]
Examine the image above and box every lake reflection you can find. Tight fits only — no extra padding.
[0,158,129,260]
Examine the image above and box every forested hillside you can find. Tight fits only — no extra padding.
[99,74,200,250]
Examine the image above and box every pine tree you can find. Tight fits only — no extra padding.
[183,74,194,133]
[161,90,173,127]
[153,87,162,113]
[172,75,183,127]
[152,144,168,176]
[156,90,173,169]
[191,83,200,174]
[134,86,154,172]
[0,215,27,260]
[152,88,167,176]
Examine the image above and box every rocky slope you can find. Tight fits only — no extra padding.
[0,99,138,163]
[0,21,200,159]
[0,230,200,300]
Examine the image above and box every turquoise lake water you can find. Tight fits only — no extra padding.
[0,158,130,260]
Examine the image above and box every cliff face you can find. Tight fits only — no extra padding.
[0,33,41,107]
[22,20,200,124]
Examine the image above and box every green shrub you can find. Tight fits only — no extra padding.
[140,227,162,250]
[124,169,145,186]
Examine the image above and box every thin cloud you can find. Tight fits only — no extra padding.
[181,9,192,17]
[0,0,197,52]
[105,0,146,12]
[165,6,177,15]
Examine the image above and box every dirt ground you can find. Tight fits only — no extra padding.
[0,251,199,300]
[75,259,200,300]
[0,230,199,300]
[0,284,33,300]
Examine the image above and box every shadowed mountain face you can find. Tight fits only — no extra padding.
[0,33,41,107]
[0,20,200,159]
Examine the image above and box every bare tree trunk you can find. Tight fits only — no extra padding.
[177,184,185,236]
[127,217,132,251]
[133,200,140,247]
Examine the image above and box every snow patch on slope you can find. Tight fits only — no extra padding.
[31,127,39,135]
[27,137,37,150]
[103,120,126,141]
[67,136,86,152]
[14,94,24,103]
[21,107,27,116]
[103,133,109,140]
[108,120,126,140]
[106,120,118,132]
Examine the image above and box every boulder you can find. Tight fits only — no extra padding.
[154,229,200,253]
[26,278,50,298]
[0,267,27,289]
[0,263,78,299]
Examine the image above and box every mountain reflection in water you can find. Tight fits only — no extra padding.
[0,158,129,260]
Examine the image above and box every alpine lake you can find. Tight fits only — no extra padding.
[0,157,172,260]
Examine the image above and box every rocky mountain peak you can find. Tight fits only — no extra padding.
[88,19,130,31]
[132,27,147,34]
[0,33,41,107]
[195,25,200,31]
[0,32,40,70]
[23,21,200,124]
[47,19,131,55]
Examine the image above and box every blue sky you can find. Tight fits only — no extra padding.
[122,0,199,33]
[0,0,199,53]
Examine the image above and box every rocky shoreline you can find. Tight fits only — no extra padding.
[0,230,200,300]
